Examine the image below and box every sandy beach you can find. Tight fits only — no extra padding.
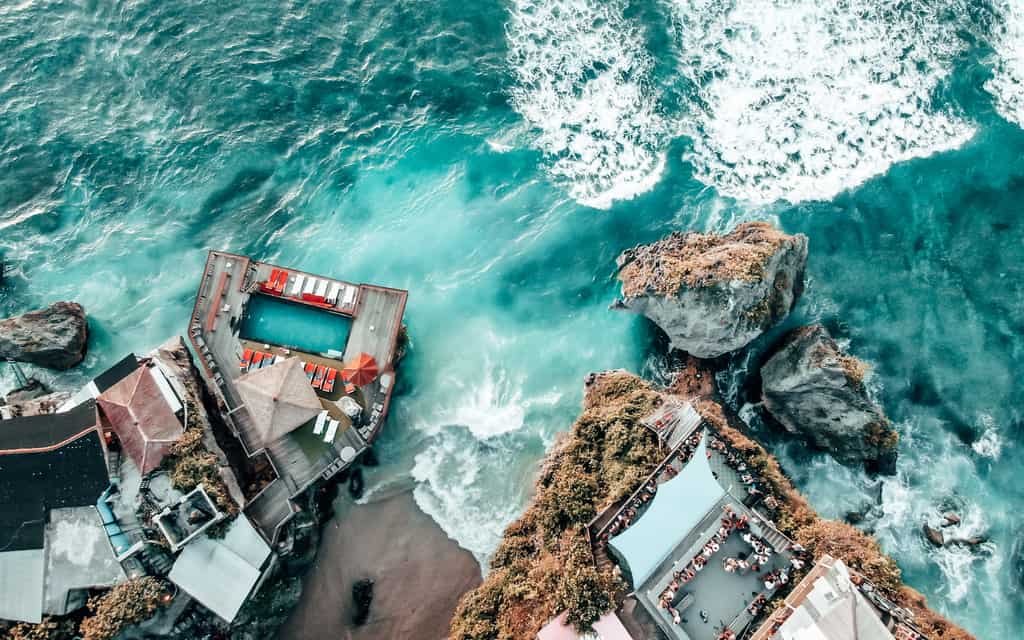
[276,488,482,640]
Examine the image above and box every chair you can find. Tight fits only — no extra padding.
[323,369,337,393]
[323,419,339,443]
[290,274,306,296]
[313,411,328,435]
[240,348,253,372]
[313,365,327,389]
[304,362,316,381]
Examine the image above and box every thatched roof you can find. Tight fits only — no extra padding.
[236,358,322,447]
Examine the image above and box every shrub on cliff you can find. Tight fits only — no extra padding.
[450,372,661,640]
[0,618,77,640]
[79,577,168,640]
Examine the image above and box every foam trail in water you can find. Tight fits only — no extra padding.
[506,0,668,209]
[986,2,1024,127]
[669,0,975,204]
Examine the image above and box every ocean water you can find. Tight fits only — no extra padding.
[0,1,1021,637]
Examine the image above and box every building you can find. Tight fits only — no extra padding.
[590,404,797,640]
[97,359,185,475]
[750,555,924,640]
[167,515,272,623]
[0,402,122,623]
[58,353,140,412]
[187,251,407,543]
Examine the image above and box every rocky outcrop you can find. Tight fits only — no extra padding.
[0,302,88,369]
[760,324,898,474]
[614,222,807,358]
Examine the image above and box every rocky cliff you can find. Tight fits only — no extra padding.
[614,222,807,358]
[0,302,88,369]
[760,324,898,474]
[449,370,973,640]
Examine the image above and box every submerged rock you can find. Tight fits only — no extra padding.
[614,222,807,358]
[760,324,898,474]
[924,523,945,547]
[0,302,88,369]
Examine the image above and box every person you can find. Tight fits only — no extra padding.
[790,557,805,570]
[672,608,682,624]
[765,578,775,590]
[700,609,709,624]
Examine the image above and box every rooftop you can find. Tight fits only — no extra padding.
[187,251,407,542]
[0,401,109,553]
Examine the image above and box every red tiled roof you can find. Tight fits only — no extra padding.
[97,364,183,474]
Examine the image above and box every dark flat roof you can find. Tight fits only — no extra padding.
[0,404,109,552]
[0,400,98,452]
[93,353,139,394]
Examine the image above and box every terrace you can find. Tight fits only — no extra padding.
[187,251,407,543]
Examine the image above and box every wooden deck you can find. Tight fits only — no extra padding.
[188,251,407,543]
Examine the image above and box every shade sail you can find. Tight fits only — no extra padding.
[342,352,378,387]
[608,437,725,588]
[236,357,322,446]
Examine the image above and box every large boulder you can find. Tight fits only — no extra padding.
[760,324,898,474]
[614,222,807,358]
[0,302,88,369]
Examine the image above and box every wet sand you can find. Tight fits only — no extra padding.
[276,488,482,640]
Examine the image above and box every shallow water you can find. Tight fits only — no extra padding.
[1,1,1021,636]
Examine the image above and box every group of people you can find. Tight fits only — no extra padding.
[747,593,769,616]
[707,434,782,510]
[599,482,657,544]
[761,567,791,591]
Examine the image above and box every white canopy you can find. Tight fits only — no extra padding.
[236,357,322,446]
[608,438,725,588]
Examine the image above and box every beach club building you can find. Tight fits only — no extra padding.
[0,402,125,623]
[188,251,407,544]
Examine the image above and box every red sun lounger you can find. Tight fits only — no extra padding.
[313,365,327,389]
[251,352,264,368]
[304,362,316,381]
[275,270,289,292]
[240,348,254,372]
[323,368,338,393]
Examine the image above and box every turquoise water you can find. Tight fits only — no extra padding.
[1,1,1022,636]
[239,294,352,355]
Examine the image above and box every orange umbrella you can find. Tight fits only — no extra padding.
[342,353,379,387]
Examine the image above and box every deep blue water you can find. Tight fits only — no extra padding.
[2,1,1022,637]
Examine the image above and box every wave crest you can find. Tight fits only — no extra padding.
[986,1,1024,127]
[669,0,976,204]
[506,0,668,208]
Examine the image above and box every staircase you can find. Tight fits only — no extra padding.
[760,523,792,554]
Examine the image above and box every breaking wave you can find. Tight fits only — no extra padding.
[506,0,668,209]
[668,0,976,204]
[985,1,1024,127]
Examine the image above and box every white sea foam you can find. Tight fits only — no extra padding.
[668,0,976,204]
[428,362,528,440]
[971,414,1003,460]
[506,0,668,208]
[986,2,1024,127]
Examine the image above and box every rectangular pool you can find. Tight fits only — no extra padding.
[240,294,352,355]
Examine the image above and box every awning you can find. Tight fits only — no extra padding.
[608,437,725,588]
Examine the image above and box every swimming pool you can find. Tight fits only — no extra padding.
[240,294,352,355]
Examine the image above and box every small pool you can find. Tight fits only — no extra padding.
[240,294,352,355]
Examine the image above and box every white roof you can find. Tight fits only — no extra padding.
[0,549,44,623]
[777,559,894,640]
[168,517,271,622]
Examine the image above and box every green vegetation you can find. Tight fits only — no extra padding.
[449,372,661,640]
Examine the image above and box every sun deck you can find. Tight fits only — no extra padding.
[187,251,407,542]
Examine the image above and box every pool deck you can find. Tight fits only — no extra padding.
[188,251,407,543]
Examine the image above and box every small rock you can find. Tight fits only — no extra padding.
[3,377,51,403]
[942,513,961,528]
[923,523,945,547]
[352,578,374,626]
[0,302,88,370]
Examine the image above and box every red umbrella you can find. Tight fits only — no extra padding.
[342,353,379,387]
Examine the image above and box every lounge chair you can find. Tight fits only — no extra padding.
[326,282,341,304]
[323,419,339,443]
[240,348,253,372]
[268,268,280,285]
[274,270,288,292]
[252,352,264,368]
[313,411,328,435]
[341,285,356,307]
[290,274,306,296]
[302,277,316,295]
[313,365,327,388]
[323,368,337,393]
[314,278,329,299]
[304,362,316,381]
[344,382,356,395]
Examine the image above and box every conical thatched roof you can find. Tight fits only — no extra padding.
[236,357,322,446]
[97,364,184,474]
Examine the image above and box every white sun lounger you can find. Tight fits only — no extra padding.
[314,278,329,298]
[323,419,340,443]
[303,277,317,295]
[341,285,356,307]
[313,411,328,435]
[290,274,306,296]
[327,282,341,304]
